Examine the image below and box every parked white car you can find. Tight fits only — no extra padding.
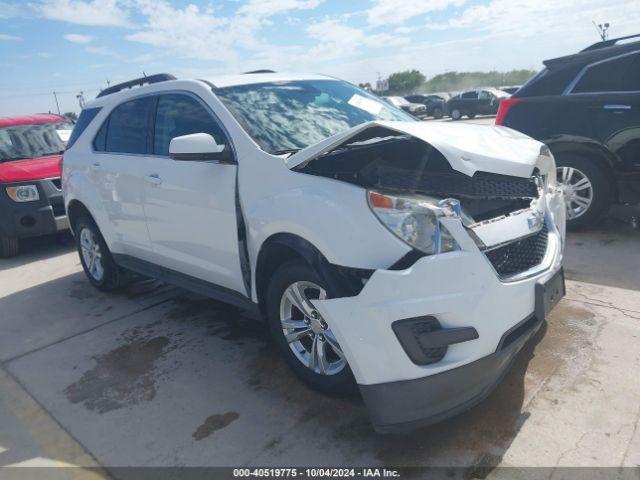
[63,72,566,433]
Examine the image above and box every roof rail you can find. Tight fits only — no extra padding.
[243,69,276,74]
[581,33,640,52]
[96,73,176,98]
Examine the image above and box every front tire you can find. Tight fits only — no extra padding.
[0,231,19,258]
[450,108,462,120]
[75,215,128,291]
[467,112,476,119]
[432,107,443,119]
[266,260,354,393]
[555,153,612,230]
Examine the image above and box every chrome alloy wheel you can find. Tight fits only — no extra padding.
[557,166,594,220]
[279,281,346,376]
[79,227,104,282]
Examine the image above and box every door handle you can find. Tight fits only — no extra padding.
[144,174,163,185]
[603,104,631,110]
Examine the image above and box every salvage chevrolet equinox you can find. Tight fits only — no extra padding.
[63,72,566,433]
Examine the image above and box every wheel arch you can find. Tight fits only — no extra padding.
[254,233,372,317]
[66,199,93,235]
[546,137,619,198]
[546,137,619,169]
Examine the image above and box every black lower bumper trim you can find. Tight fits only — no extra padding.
[0,179,68,238]
[359,315,543,434]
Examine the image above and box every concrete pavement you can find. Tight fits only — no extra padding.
[0,205,638,476]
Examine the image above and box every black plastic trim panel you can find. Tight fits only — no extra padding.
[360,315,544,434]
[113,254,260,318]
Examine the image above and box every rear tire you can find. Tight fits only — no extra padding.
[265,259,354,394]
[467,112,476,119]
[0,232,19,258]
[555,153,612,230]
[432,107,443,119]
[75,215,128,291]
[450,108,462,121]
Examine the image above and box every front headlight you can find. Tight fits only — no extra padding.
[539,146,557,190]
[6,185,40,202]
[368,190,459,254]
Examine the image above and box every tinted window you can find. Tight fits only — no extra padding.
[153,94,226,156]
[67,107,100,149]
[462,91,478,99]
[105,97,153,154]
[574,53,640,93]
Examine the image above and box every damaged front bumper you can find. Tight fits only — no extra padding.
[311,190,565,433]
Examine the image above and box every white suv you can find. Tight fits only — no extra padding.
[63,72,566,433]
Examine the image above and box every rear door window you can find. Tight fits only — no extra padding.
[573,53,640,93]
[152,93,226,156]
[104,97,154,154]
[462,91,478,99]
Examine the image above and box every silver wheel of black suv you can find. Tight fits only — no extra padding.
[554,153,612,230]
[556,166,594,221]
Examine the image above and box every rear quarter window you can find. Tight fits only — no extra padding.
[573,52,640,93]
[66,107,101,149]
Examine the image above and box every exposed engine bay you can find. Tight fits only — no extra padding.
[292,126,540,223]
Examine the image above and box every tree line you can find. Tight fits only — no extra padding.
[360,69,538,95]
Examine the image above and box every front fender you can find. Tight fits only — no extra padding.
[244,176,410,273]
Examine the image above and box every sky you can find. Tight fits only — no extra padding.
[0,0,639,115]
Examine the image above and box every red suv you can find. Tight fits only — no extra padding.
[0,114,70,257]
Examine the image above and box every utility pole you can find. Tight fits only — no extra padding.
[52,91,61,115]
[593,21,610,41]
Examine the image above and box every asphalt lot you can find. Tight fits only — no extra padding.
[1,119,639,477]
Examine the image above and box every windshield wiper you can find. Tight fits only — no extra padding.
[273,148,301,157]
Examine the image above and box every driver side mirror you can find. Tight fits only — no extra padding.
[169,133,233,163]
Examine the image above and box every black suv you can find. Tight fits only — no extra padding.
[446,88,509,120]
[404,94,446,119]
[496,34,640,228]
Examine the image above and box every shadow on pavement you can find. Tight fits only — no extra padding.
[564,204,640,291]
[0,232,75,272]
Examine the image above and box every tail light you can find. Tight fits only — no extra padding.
[495,97,522,126]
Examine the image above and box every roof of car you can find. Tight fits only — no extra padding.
[209,72,334,88]
[0,114,64,127]
[543,38,640,70]
[84,72,339,108]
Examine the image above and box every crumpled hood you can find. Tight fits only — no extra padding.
[0,155,62,183]
[286,121,551,178]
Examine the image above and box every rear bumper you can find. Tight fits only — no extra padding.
[360,315,543,433]
[0,178,68,239]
